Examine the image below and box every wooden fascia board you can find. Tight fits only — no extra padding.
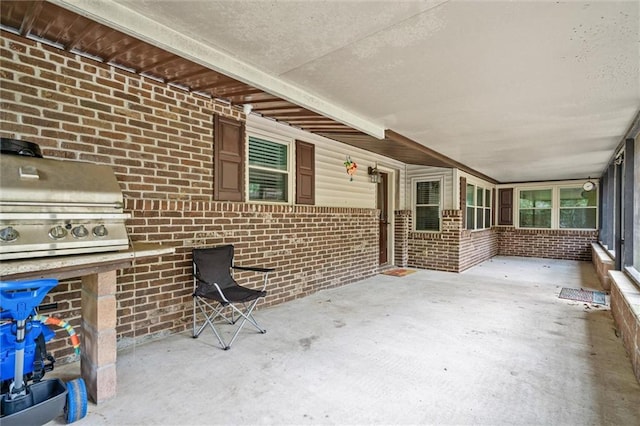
[385,129,498,184]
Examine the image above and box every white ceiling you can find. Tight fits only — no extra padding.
[60,0,639,182]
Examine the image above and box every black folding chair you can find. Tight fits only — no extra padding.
[192,245,274,350]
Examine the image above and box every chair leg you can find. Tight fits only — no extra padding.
[193,297,230,350]
[225,299,265,349]
[193,296,266,350]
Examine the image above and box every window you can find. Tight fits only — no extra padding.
[414,180,441,231]
[248,136,289,202]
[559,187,597,229]
[512,184,599,230]
[466,183,492,230]
[519,189,552,228]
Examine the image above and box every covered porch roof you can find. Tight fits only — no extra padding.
[2,0,637,183]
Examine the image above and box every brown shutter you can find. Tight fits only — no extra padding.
[214,114,245,201]
[491,188,496,227]
[295,140,315,205]
[498,188,513,225]
[460,177,467,228]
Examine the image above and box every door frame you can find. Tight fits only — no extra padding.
[377,166,396,267]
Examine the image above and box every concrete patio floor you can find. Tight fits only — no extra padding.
[49,256,640,425]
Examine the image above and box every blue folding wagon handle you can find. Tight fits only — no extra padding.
[0,279,58,321]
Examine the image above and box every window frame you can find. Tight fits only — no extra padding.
[466,182,492,231]
[246,130,293,204]
[412,177,443,232]
[558,186,598,230]
[514,184,599,230]
[518,187,553,229]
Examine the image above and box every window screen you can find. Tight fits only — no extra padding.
[415,180,440,231]
[559,187,597,229]
[519,189,552,228]
[248,136,288,202]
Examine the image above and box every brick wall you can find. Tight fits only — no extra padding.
[404,210,497,273]
[1,32,379,363]
[496,227,598,261]
[394,210,410,267]
[406,210,462,272]
[398,209,589,274]
[609,272,640,384]
[459,228,498,272]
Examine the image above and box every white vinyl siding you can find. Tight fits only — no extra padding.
[247,114,405,209]
[406,166,454,209]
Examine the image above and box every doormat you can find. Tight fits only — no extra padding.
[381,269,417,277]
[558,287,607,305]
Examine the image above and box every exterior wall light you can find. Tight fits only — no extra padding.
[368,164,381,183]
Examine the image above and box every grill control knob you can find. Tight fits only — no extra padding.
[0,226,19,242]
[71,225,89,239]
[92,225,108,238]
[49,225,68,240]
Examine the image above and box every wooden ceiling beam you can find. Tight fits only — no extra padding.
[300,125,351,130]
[285,120,338,125]
[251,105,304,112]
[168,67,217,83]
[19,0,44,36]
[231,97,286,105]
[190,75,238,91]
[218,87,264,98]
[103,39,145,63]
[385,130,497,183]
[270,112,324,119]
[66,21,101,52]
[138,55,184,73]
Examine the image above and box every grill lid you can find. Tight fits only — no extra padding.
[0,137,43,158]
[0,154,124,213]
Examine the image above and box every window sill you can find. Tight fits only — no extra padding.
[624,266,640,289]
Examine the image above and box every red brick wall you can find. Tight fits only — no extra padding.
[403,210,498,273]
[406,210,462,272]
[459,228,498,272]
[1,32,379,362]
[496,227,598,261]
[398,209,590,273]
[609,273,640,384]
[394,210,410,267]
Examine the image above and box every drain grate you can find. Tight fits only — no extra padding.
[559,287,606,305]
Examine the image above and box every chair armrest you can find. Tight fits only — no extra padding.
[233,265,275,273]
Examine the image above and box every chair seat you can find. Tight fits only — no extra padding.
[196,283,266,304]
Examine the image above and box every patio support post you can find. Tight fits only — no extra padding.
[81,270,118,403]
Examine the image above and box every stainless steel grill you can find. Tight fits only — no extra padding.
[0,149,130,261]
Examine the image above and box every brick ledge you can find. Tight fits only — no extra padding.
[609,271,640,318]
[609,270,640,385]
[592,243,614,290]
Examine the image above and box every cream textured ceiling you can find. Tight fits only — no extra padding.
[58,0,639,182]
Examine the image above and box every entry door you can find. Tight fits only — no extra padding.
[377,172,389,264]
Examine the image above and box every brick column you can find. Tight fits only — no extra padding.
[81,270,118,403]
[394,210,411,267]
